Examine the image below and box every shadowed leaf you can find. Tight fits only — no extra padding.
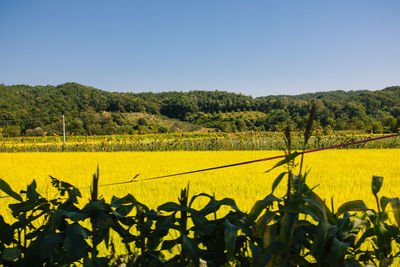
[271,172,287,193]
[0,178,22,202]
[335,200,368,217]
[1,247,21,261]
[265,152,301,173]
[372,176,383,195]
[224,219,238,260]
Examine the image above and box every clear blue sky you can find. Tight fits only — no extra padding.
[1,1,399,96]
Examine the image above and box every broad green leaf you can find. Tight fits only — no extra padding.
[147,237,162,251]
[161,238,179,251]
[250,242,271,267]
[355,227,374,249]
[254,211,276,238]
[82,201,110,213]
[279,211,298,242]
[381,197,400,228]
[311,221,328,258]
[372,176,383,195]
[302,196,326,221]
[0,216,13,245]
[157,202,180,212]
[190,212,209,233]
[301,185,337,224]
[39,233,63,259]
[326,237,349,262]
[154,214,176,232]
[56,209,88,221]
[188,192,213,208]
[271,172,287,193]
[389,198,400,228]
[9,201,40,215]
[1,247,21,261]
[245,194,280,228]
[27,180,40,200]
[281,198,305,212]
[0,178,22,202]
[374,220,391,255]
[113,204,134,218]
[69,187,82,204]
[157,202,194,213]
[198,197,239,216]
[265,152,301,173]
[182,234,198,259]
[296,205,323,222]
[335,200,368,217]
[110,194,147,210]
[381,196,390,211]
[224,219,238,260]
[112,222,136,243]
[262,225,271,248]
[64,223,90,260]
[250,240,287,267]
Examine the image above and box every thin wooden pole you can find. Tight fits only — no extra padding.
[62,115,65,145]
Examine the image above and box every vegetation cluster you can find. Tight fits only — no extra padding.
[1,131,400,152]
[1,83,400,137]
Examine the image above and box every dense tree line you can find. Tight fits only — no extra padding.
[0,82,399,136]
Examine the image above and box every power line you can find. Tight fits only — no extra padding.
[126,132,400,183]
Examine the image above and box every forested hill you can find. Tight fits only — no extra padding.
[0,82,399,136]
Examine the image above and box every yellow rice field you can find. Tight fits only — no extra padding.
[0,150,399,220]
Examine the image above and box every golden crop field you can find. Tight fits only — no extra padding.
[0,149,399,219]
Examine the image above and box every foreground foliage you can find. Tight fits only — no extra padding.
[0,159,399,266]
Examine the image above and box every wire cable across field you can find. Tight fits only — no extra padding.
[128,132,400,183]
[0,133,399,199]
